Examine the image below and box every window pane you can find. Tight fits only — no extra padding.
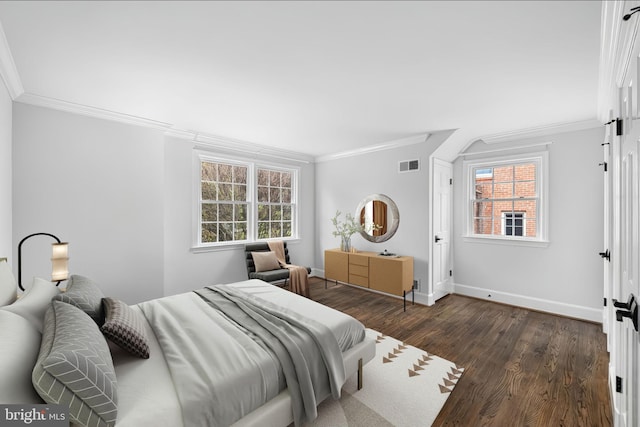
[282,172,291,188]
[219,223,233,241]
[219,204,233,221]
[475,183,492,199]
[258,186,269,203]
[474,217,492,235]
[493,166,513,182]
[270,171,280,186]
[234,184,246,201]
[218,164,232,182]
[270,187,281,203]
[473,201,493,218]
[234,204,247,221]
[271,205,282,220]
[494,183,513,199]
[282,188,291,203]
[218,183,233,201]
[202,162,216,181]
[202,203,217,221]
[515,181,536,198]
[515,163,536,181]
[202,224,217,243]
[258,204,269,221]
[258,222,269,239]
[283,205,291,220]
[202,182,217,201]
[283,222,292,237]
[258,169,269,186]
[271,222,282,237]
[233,166,247,184]
[235,223,247,240]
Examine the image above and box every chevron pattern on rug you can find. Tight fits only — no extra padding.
[305,329,464,427]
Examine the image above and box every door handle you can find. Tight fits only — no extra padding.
[599,249,610,261]
[615,294,639,332]
[435,236,442,243]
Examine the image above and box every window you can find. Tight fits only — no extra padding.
[257,168,294,239]
[464,152,548,244]
[196,154,298,247]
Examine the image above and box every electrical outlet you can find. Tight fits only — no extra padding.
[413,279,421,289]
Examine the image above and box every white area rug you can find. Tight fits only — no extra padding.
[305,329,464,427]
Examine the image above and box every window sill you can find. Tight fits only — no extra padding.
[462,235,550,248]
[191,238,301,253]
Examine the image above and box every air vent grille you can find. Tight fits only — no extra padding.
[399,159,420,173]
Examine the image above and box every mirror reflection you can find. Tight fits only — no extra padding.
[355,194,399,243]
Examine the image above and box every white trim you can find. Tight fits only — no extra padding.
[459,141,553,159]
[454,282,603,323]
[16,93,173,130]
[315,133,430,163]
[0,20,23,100]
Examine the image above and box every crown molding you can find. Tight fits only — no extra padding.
[193,133,313,164]
[463,119,601,151]
[16,93,173,130]
[315,133,431,163]
[0,20,24,100]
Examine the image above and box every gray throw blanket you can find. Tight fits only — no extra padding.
[195,284,346,426]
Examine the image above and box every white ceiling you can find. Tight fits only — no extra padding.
[0,1,602,159]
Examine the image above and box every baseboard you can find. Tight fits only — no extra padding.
[454,282,602,323]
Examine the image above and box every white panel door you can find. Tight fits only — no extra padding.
[432,158,452,299]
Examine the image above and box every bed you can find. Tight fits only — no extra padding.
[0,267,376,427]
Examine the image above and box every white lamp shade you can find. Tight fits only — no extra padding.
[51,243,69,282]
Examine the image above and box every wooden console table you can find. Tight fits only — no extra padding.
[324,248,414,310]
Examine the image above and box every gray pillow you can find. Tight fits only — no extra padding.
[54,275,105,324]
[33,300,117,427]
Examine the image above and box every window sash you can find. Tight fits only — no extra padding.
[196,154,298,247]
[464,152,547,243]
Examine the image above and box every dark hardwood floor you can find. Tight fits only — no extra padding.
[308,277,612,427]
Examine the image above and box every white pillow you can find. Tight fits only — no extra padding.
[0,259,17,306]
[2,277,60,332]
[0,310,44,403]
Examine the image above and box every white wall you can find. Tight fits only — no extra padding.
[452,127,605,321]
[13,103,166,303]
[315,132,449,295]
[12,103,317,303]
[0,81,11,262]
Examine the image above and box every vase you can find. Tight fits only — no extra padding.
[341,235,352,252]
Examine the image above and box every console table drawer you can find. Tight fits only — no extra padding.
[349,253,369,267]
[349,274,369,287]
[349,264,368,277]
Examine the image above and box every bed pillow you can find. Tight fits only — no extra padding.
[33,300,117,427]
[0,310,44,403]
[101,297,150,359]
[252,251,281,272]
[0,259,17,306]
[2,277,60,332]
[54,274,105,324]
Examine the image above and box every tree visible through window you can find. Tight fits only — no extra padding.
[197,155,298,246]
[201,161,248,243]
[257,168,294,239]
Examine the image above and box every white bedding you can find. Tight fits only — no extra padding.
[114,279,375,427]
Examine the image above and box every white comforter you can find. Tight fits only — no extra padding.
[117,280,366,427]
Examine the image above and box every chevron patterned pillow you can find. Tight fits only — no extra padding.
[54,275,105,325]
[33,300,117,427]
[100,297,150,359]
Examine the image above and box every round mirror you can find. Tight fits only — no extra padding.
[355,194,399,243]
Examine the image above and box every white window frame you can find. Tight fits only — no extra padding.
[463,151,549,247]
[193,152,299,250]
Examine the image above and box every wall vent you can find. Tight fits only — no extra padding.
[399,159,420,173]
